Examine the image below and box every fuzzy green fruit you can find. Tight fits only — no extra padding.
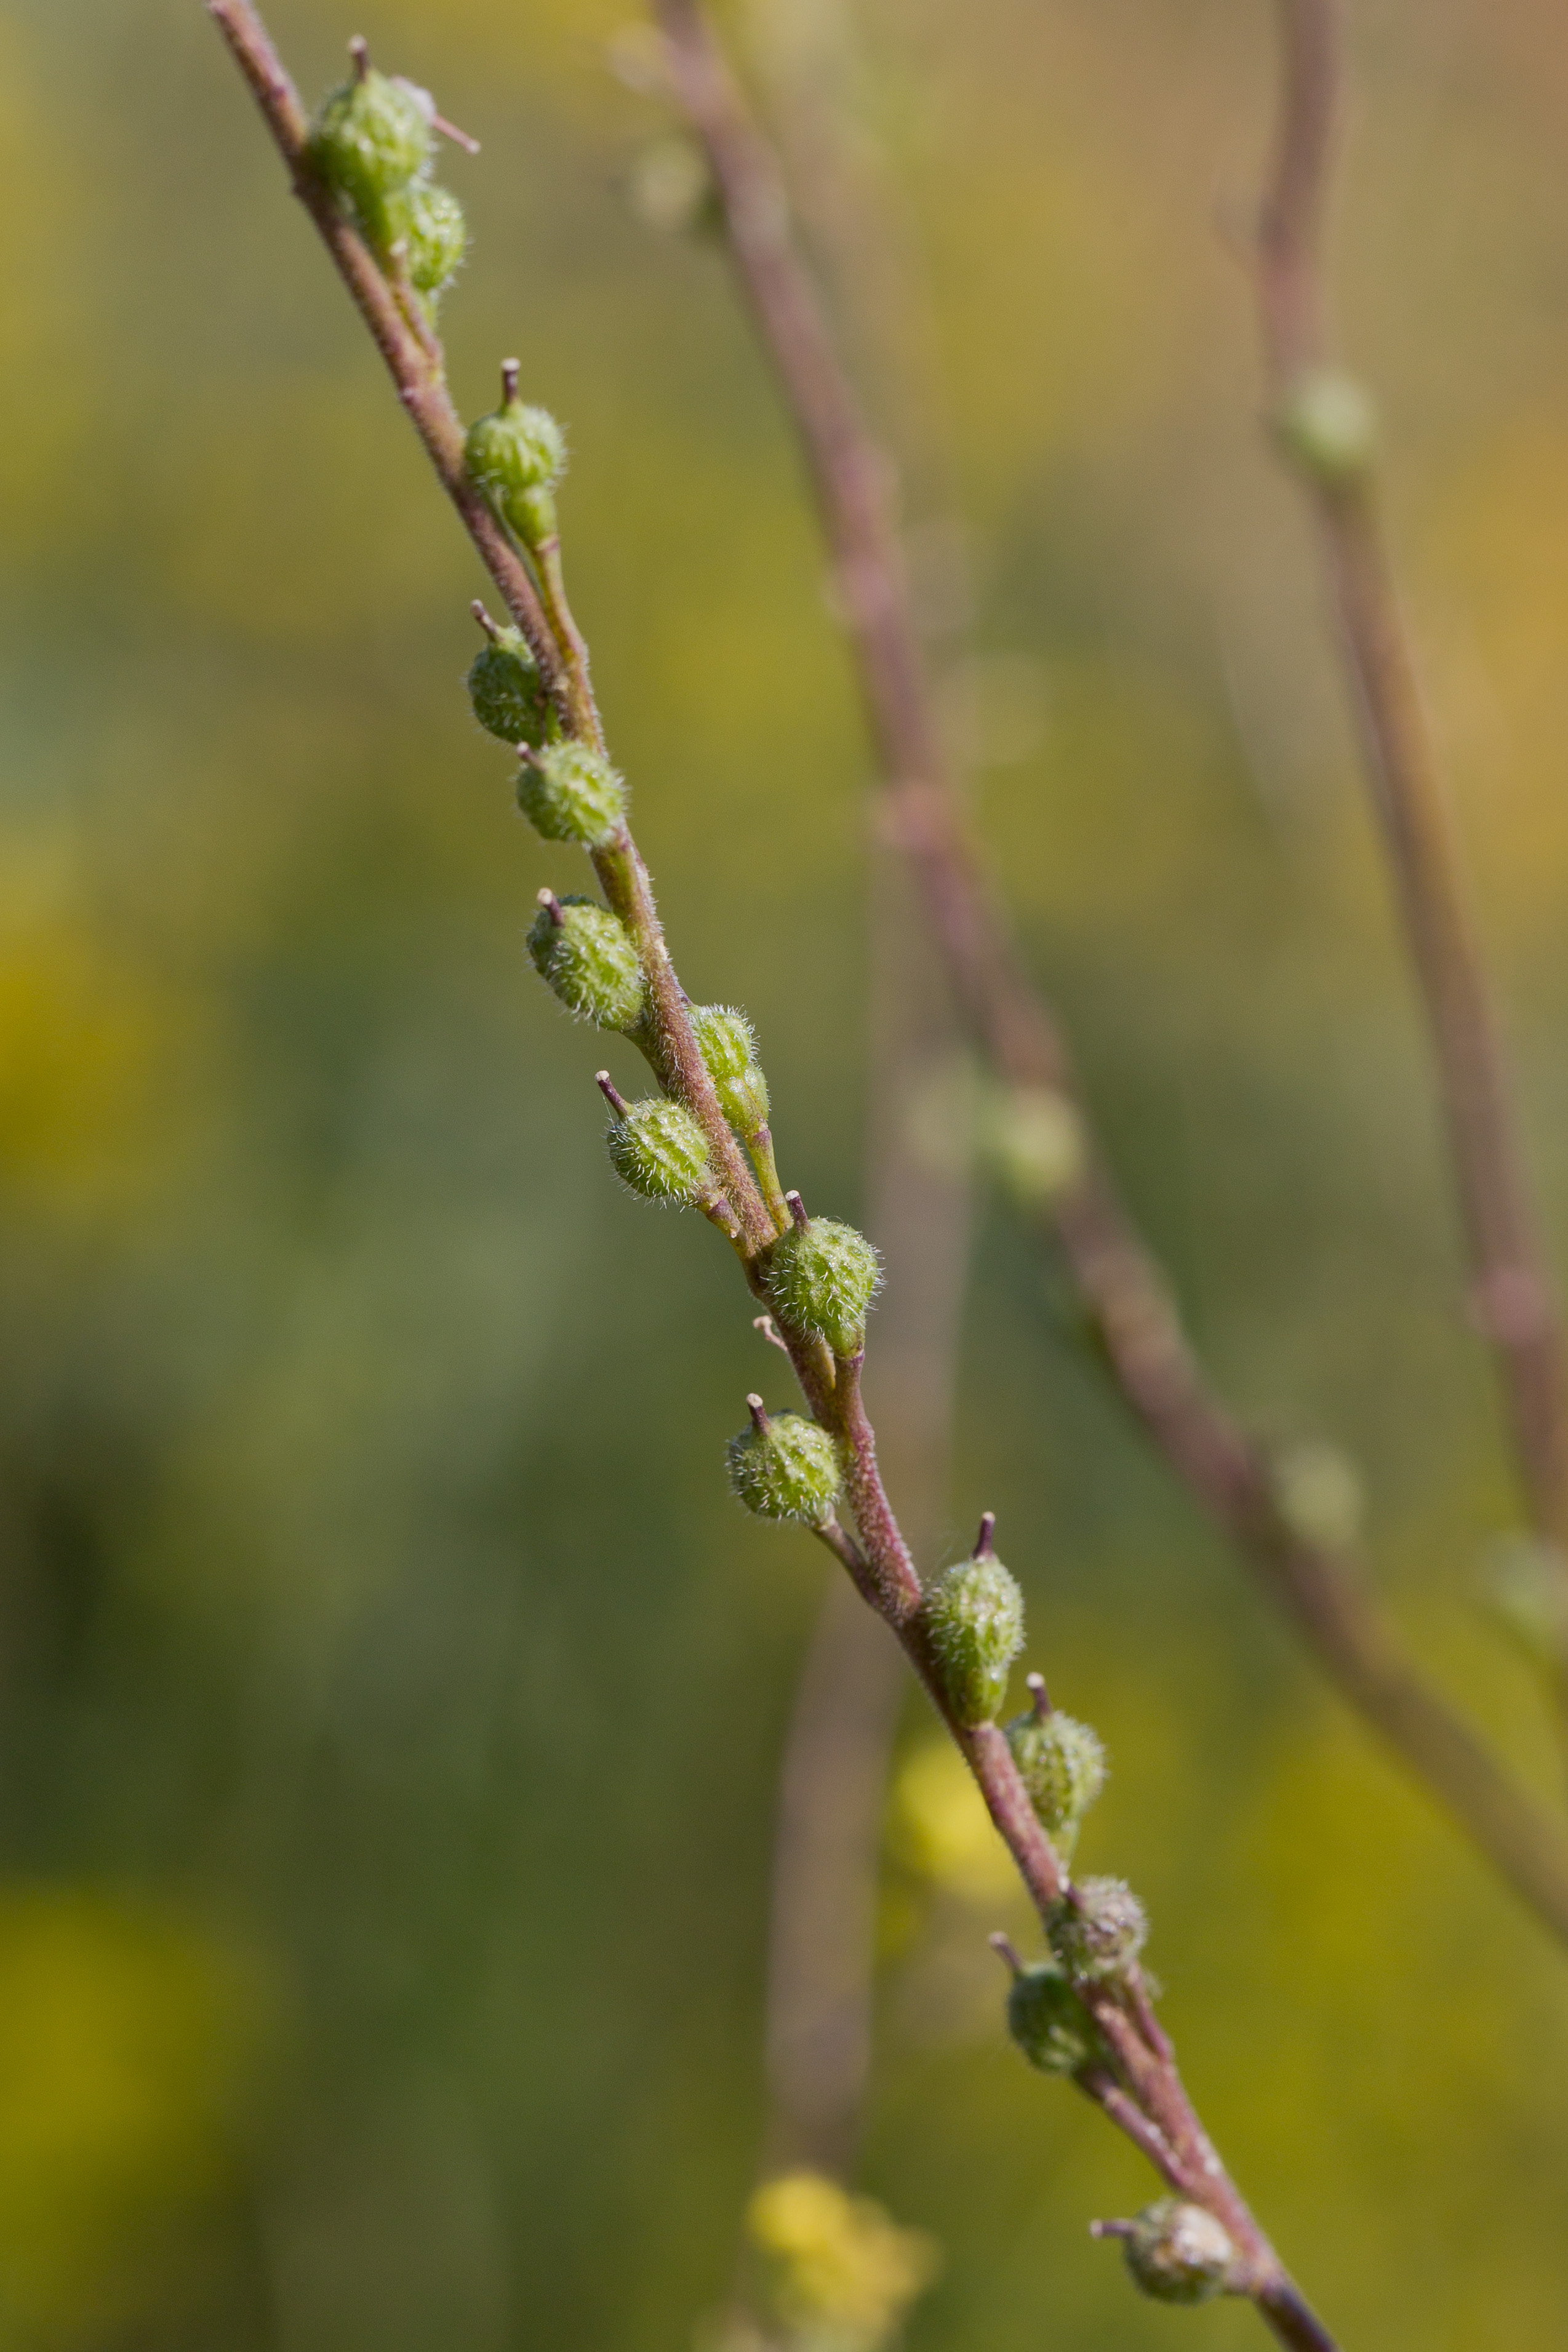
[727,1401,841,1527]
[766,1216,880,1357]
[1121,2202,1234,2306]
[692,1003,770,1134]
[310,68,432,213]
[468,628,553,748]
[381,178,467,294]
[605,1095,711,1206]
[527,895,646,1031]
[1006,1963,1101,2077]
[924,1551,1025,1725]
[466,396,567,542]
[517,743,626,849]
[1048,1877,1146,1982]
[1005,1708,1106,1852]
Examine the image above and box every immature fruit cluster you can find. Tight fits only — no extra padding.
[727,1401,841,1527]
[1047,1877,1147,1982]
[308,54,466,302]
[922,1527,1025,1725]
[1005,1702,1106,1865]
[466,388,569,546]
[604,1092,713,1207]
[1006,1962,1102,2078]
[527,895,646,1032]
[691,1004,770,1137]
[468,625,556,750]
[517,743,626,849]
[1119,2201,1235,2306]
[766,1217,881,1358]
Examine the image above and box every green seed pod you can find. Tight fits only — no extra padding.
[766,1214,881,1358]
[391,179,467,294]
[604,1092,711,1206]
[1120,2201,1235,2306]
[1006,1962,1101,2078]
[466,382,568,542]
[527,894,646,1032]
[1274,369,1377,487]
[692,1004,772,1134]
[1048,1877,1146,1983]
[517,743,626,850]
[468,626,554,749]
[310,66,433,214]
[1005,1703,1106,1858]
[726,1399,841,1527]
[923,1526,1025,1725]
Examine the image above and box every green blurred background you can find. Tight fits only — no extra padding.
[2,0,1568,2343]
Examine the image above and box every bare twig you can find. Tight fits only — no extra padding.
[1257,1,1568,1591]
[649,0,1568,1948]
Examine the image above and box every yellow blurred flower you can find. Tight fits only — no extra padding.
[748,2170,939,2352]
[889,1738,1016,1903]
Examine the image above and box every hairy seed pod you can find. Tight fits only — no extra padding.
[527,896,646,1031]
[1274,368,1377,486]
[1121,2201,1235,2306]
[692,1003,771,1134]
[923,1553,1025,1725]
[1005,1710,1106,1853]
[766,1217,881,1357]
[1006,1962,1101,2077]
[517,743,626,849]
[605,1097,711,1206]
[466,398,567,542]
[727,1403,841,1526]
[468,628,553,748]
[310,69,433,213]
[1048,1877,1146,1982]
[393,180,467,294]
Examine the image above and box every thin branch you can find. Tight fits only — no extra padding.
[204,0,774,1257]
[649,0,1568,1948]
[1258,1,1568,1583]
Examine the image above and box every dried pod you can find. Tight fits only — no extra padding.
[726,1402,841,1527]
[517,743,626,850]
[1048,1876,1147,1983]
[526,896,646,1032]
[766,1217,881,1358]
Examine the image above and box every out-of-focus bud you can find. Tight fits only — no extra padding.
[980,1084,1085,1209]
[1478,1534,1568,1671]
[1266,1434,1364,1555]
[1006,1961,1102,2077]
[376,178,466,295]
[526,894,646,1032]
[1048,1876,1147,1983]
[766,1215,881,1358]
[726,1398,841,1527]
[517,743,627,849]
[1109,2200,1236,2306]
[923,1520,1025,1726]
[1274,368,1377,487]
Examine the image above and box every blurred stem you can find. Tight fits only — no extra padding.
[1257,0,1568,1683]
[529,530,605,752]
[650,0,1568,1948]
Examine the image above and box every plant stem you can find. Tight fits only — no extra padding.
[1257,0,1568,1600]
[649,0,1568,1946]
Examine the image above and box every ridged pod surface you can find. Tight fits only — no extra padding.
[726,1410,840,1526]
[1047,1878,1146,1982]
[922,1554,1025,1724]
[1121,2202,1235,2306]
[517,745,626,849]
[1004,1710,1106,1847]
[766,1217,880,1357]
[527,898,646,1032]
[1006,1964,1101,2076]
[308,68,432,212]
[468,628,554,749]
[691,1004,770,1134]
[606,1098,711,1206]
